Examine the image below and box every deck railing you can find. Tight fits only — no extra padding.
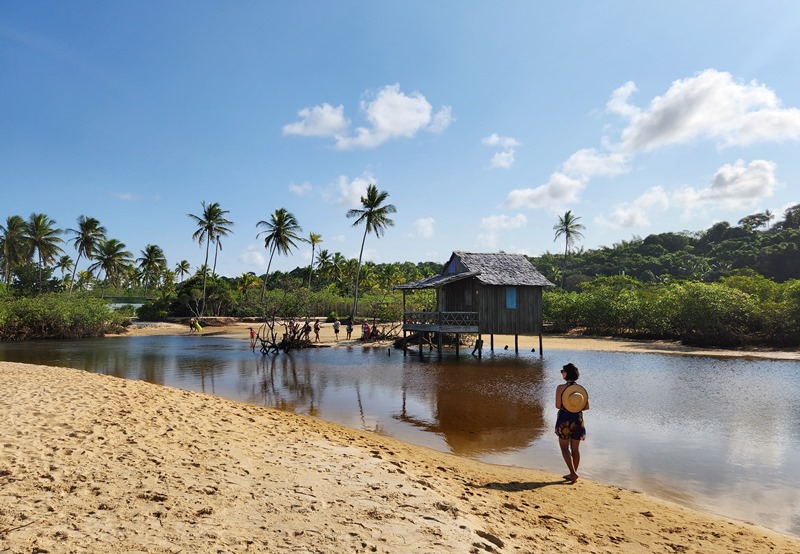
[403,311,478,327]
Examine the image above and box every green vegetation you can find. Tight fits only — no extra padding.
[1,200,798,346]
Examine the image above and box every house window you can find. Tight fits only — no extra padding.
[447,259,457,274]
[464,288,472,307]
[505,287,517,309]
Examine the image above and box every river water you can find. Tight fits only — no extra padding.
[1,335,798,536]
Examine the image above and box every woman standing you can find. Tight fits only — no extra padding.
[555,362,589,484]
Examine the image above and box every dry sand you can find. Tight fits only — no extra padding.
[2,322,799,553]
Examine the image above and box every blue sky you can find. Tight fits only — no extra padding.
[2,1,799,278]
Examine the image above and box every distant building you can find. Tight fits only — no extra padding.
[397,251,554,356]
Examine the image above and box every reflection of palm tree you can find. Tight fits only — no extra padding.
[256,208,303,303]
[553,210,585,288]
[25,213,64,289]
[66,216,106,294]
[88,239,133,296]
[346,184,396,318]
[175,259,191,282]
[188,201,233,317]
[1,215,29,284]
[137,244,167,297]
[306,232,322,290]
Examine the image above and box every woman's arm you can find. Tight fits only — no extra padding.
[555,384,564,409]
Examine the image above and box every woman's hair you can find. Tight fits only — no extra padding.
[562,363,580,381]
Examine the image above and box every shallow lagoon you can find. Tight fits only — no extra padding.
[1,335,798,536]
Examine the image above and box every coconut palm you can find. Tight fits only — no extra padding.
[345,184,396,318]
[256,208,303,302]
[188,201,233,317]
[330,252,346,284]
[137,244,167,297]
[0,215,29,284]
[306,232,323,290]
[88,239,133,296]
[25,213,64,290]
[315,249,332,281]
[553,210,585,288]
[175,260,191,282]
[66,216,107,294]
[55,255,74,279]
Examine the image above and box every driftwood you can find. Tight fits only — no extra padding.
[255,318,313,355]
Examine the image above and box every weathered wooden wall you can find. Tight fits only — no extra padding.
[440,279,543,335]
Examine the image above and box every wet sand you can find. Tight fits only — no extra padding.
[2,322,798,552]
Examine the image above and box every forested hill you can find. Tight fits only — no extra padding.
[531,205,800,288]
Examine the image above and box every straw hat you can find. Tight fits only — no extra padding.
[561,383,588,413]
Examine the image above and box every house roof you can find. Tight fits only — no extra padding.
[396,251,554,290]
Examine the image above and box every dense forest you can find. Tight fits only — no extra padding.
[1,203,799,347]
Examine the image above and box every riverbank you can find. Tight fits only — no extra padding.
[117,319,800,361]
[2,361,799,553]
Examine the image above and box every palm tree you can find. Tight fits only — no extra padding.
[306,232,323,290]
[188,201,233,317]
[25,213,64,290]
[88,239,133,296]
[66,216,107,294]
[0,215,29,284]
[330,252,346,285]
[553,210,585,288]
[345,184,396,318]
[256,208,303,302]
[55,255,74,279]
[175,260,191,282]
[137,244,167,297]
[315,249,332,282]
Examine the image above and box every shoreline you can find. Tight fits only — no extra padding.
[116,319,800,361]
[2,361,799,552]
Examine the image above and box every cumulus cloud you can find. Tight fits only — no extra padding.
[112,192,139,201]
[288,181,312,195]
[477,213,527,250]
[561,148,630,179]
[673,159,777,212]
[506,172,585,210]
[596,186,670,228]
[334,174,376,208]
[240,245,266,268]
[608,69,800,153]
[282,103,348,137]
[413,217,435,239]
[483,133,520,169]
[284,85,452,150]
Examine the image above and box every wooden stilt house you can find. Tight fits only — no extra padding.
[397,251,554,357]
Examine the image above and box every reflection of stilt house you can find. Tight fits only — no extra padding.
[397,252,554,357]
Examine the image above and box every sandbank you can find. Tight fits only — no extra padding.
[2,361,799,553]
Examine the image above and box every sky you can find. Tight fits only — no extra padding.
[2,1,800,278]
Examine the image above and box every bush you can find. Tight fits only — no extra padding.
[0,294,128,340]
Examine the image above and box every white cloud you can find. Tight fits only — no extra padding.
[561,148,630,180]
[483,133,520,169]
[596,186,670,228]
[490,149,515,169]
[335,174,376,208]
[477,213,527,250]
[288,181,312,195]
[240,245,266,269]
[609,69,800,153]
[673,159,777,212]
[413,217,435,239]
[333,84,452,149]
[282,103,348,137]
[482,133,520,148]
[505,172,585,210]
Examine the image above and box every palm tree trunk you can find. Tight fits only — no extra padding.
[307,245,315,290]
[562,241,568,288]
[260,248,276,304]
[201,235,210,318]
[352,227,368,319]
[68,252,83,295]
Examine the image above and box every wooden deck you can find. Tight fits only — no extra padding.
[402,311,479,334]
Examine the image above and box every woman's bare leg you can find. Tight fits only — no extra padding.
[559,438,578,482]
[570,439,581,474]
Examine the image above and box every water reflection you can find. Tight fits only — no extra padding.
[0,336,798,536]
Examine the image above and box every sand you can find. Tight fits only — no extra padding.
[2,322,799,552]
